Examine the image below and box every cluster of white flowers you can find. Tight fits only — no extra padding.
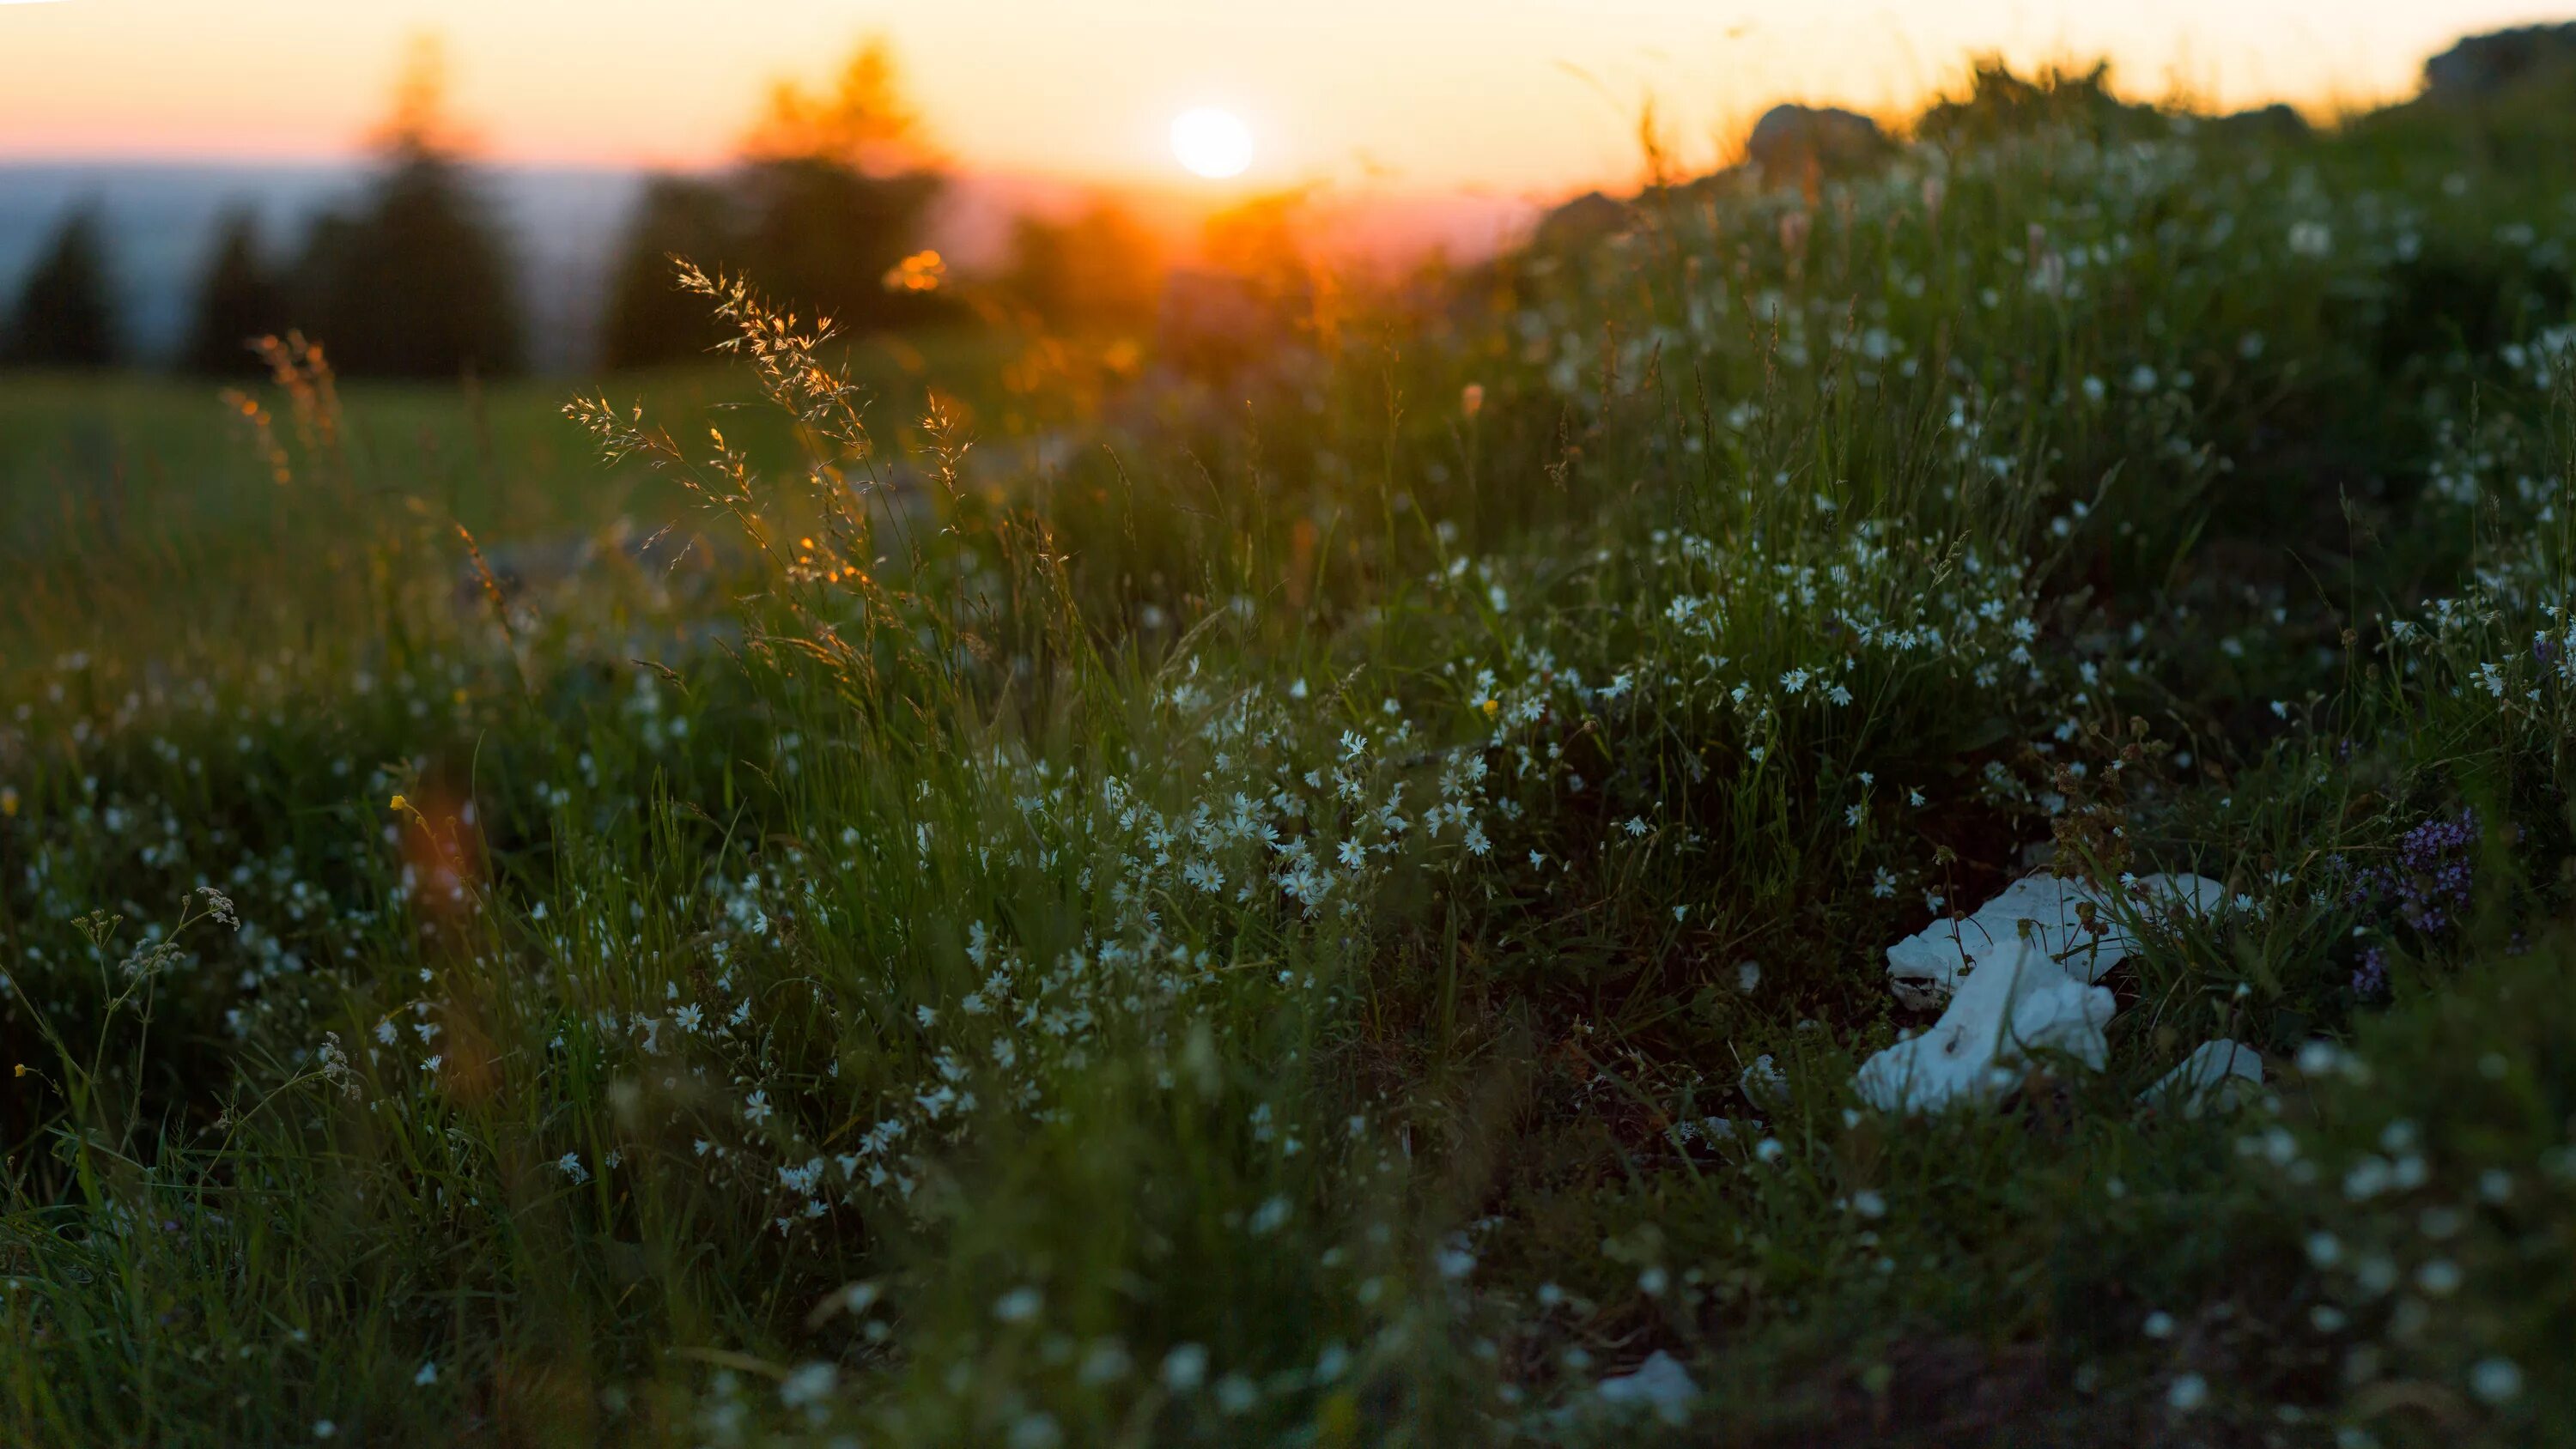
[2238,1053,2572,1437]
[1436,518,2062,800]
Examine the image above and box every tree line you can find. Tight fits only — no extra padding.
[3,38,1159,379]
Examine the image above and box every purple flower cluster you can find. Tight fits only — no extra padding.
[2350,944,2390,999]
[2340,808,2481,937]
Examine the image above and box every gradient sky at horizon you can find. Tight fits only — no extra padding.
[2,1,2567,197]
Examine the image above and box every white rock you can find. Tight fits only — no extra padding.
[2142,1039,2263,1118]
[1738,1052,1789,1109]
[1596,1349,1697,1425]
[1855,938,2116,1113]
[1886,871,2223,1009]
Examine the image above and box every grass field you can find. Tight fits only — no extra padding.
[6,68,2576,1446]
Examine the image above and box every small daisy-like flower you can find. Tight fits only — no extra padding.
[2470,1356,2524,1405]
[1162,1343,1209,1391]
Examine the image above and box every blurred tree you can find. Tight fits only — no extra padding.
[1199,191,1312,299]
[2,204,119,370]
[180,207,289,376]
[598,177,740,368]
[1001,201,1163,331]
[1152,192,1319,378]
[596,36,946,370]
[737,156,945,334]
[295,34,523,378]
[737,37,949,335]
[741,38,921,174]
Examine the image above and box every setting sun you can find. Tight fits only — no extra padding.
[1169,106,1252,179]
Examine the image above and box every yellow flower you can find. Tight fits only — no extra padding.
[1480,698,1500,718]
[389,794,410,814]
[0,785,16,817]
[12,1064,25,1078]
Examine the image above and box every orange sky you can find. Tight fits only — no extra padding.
[1,0,2567,197]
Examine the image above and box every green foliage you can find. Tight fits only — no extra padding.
[2248,939,2576,1446]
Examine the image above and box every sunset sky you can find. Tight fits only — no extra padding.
[1,0,2567,197]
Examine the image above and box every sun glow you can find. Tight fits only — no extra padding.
[1169,106,1252,179]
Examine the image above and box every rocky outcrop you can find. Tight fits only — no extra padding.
[2425,23,2576,101]
[1746,103,1891,184]
[1530,191,1635,252]
[2209,103,2311,143]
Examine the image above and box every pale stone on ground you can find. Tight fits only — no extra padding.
[1856,939,2117,1113]
[2142,1039,2264,1118]
[1595,1350,1698,1426]
[1886,871,2225,1009]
